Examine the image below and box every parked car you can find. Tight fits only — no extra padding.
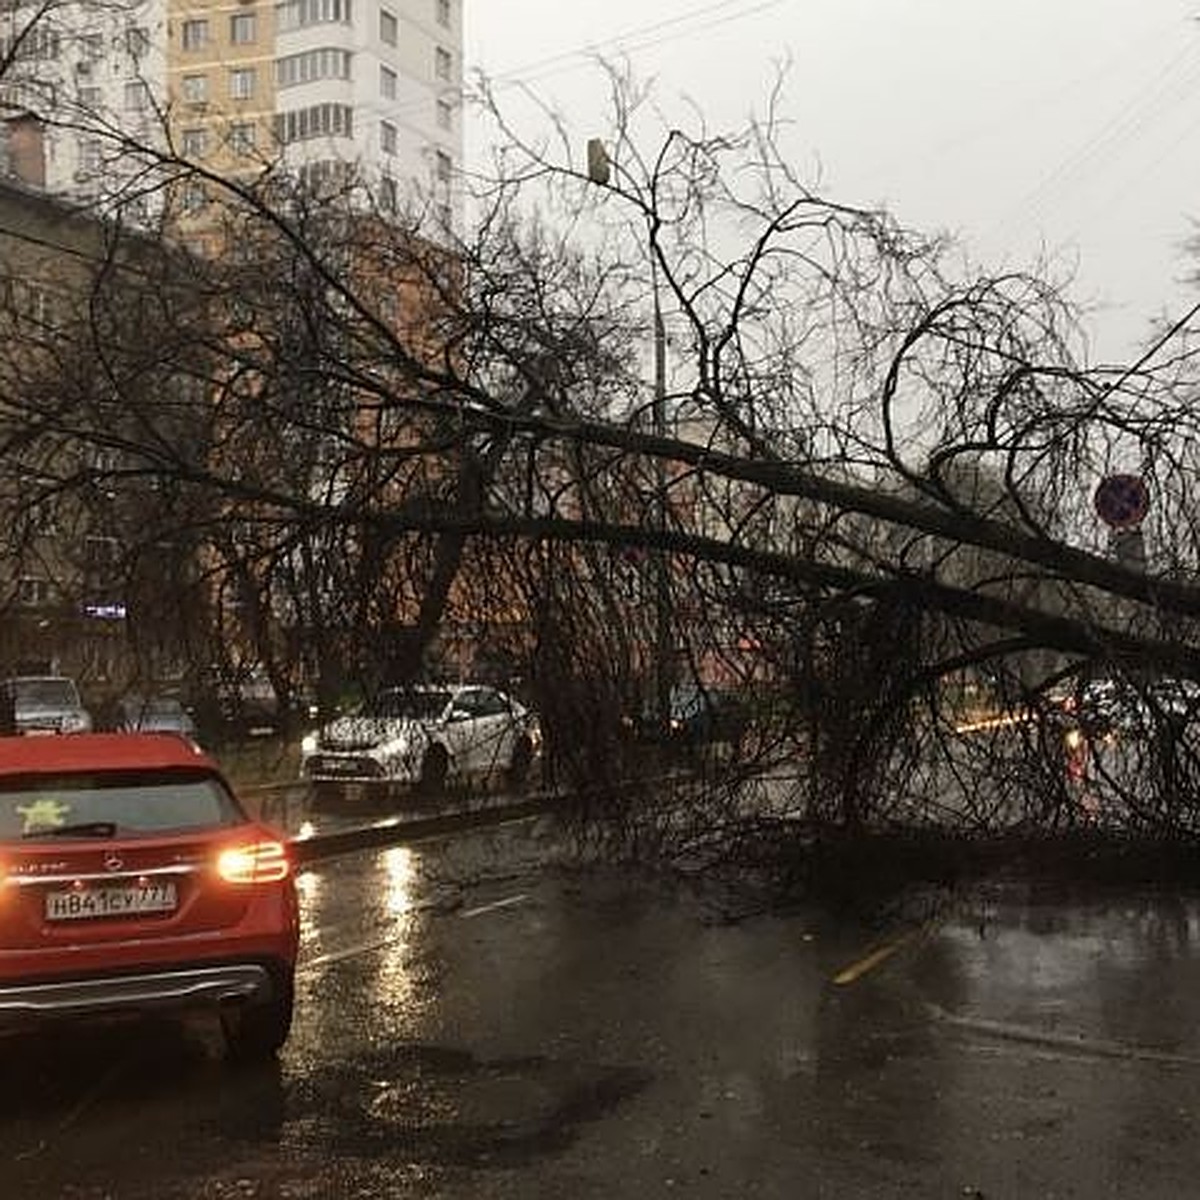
[0,733,298,1058]
[0,676,92,735]
[209,669,281,738]
[116,694,199,741]
[669,685,749,749]
[1057,674,1200,739]
[631,684,750,756]
[300,683,540,792]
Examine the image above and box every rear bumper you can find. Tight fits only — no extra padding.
[0,961,282,1025]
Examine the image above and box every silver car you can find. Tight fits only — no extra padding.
[0,676,93,735]
[300,684,539,791]
[116,694,199,741]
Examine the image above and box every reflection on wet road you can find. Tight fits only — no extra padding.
[10,823,1200,1197]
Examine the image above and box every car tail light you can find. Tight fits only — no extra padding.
[217,840,291,884]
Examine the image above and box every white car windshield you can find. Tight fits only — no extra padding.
[11,679,80,707]
[366,690,452,721]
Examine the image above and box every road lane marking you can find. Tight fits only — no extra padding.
[300,894,532,972]
[460,893,529,919]
[300,931,409,971]
[831,926,928,986]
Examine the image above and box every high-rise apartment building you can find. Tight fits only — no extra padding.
[0,0,463,231]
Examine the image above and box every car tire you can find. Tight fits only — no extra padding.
[223,971,294,1062]
[419,744,449,795]
[507,736,533,789]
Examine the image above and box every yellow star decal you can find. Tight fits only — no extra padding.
[16,798,71,834]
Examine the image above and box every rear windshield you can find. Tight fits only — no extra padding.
[0,770,243,840]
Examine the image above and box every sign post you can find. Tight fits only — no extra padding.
[1093,474,1149,572]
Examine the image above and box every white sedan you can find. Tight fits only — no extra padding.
[299,684,539,792]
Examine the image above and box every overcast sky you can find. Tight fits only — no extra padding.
[465,0,1200,364]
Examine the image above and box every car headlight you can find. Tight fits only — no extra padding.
[301,732,318,755]
[381,735,410,758]
[63,712,91,733]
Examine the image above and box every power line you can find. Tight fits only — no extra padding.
[473,0,789,91]
[865,16,1187,194]
[386,0,787,127]
[992,33,1200,241]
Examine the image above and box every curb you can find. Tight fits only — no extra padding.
[287,792,559,866]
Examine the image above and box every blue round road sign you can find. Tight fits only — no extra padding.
[1093,474,1149,530]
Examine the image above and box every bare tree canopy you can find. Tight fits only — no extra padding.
[4,50,1200,860]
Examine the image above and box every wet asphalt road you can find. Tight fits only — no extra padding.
[9,813,1200,1197]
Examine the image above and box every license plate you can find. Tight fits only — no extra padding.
[319,758,363,777]
[45,883,178,921]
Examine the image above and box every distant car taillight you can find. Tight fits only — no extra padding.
[217,840,291,884]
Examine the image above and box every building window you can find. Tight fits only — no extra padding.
[180,179,207,211]
[10,280,50,328]
[437,202,451,230]
[276,0,351,32]
[229,122,257,153]
[122,194,150,224]
[181,127,209,157]
[181,19,209,50]
[273,102,354,145]
[436,98,452,130]
[380,64,396,98]
[380,120,396,155]
[435,149,451,183]
[81,33,104,59]
[298,158,350,192]
[12,26,59,60]
[380,175,396,213]
[181,234,212,257]
[77,85,102,108]
[181,73,208,103]
[126,25,150,59]
[124,80,149,111]
[17,578,49,608]
[230,12,257,44]
[78,138,103,172]
[28,498,57,536]
[434,45,451,81]
[379,8,397,45]
[85,534,120,569]
[436,0,450,27]
[229,67,256,100]
[275,48,352,88]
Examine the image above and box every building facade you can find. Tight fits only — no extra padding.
[0,0,463,231]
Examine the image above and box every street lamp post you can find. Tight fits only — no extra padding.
[649,257,672,730]
[588,138,673,729]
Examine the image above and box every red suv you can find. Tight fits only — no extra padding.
[0,734,298,1059]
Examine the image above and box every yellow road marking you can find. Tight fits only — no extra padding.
[831,926,927,986]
